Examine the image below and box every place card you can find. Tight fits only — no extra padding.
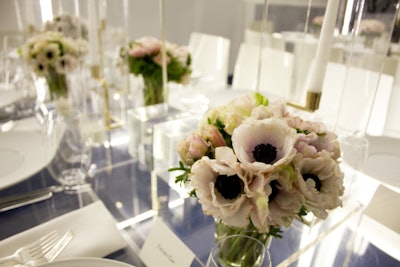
[139,218,195,267]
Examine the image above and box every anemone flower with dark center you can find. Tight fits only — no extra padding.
[253,143,277,164]
[232,118,297,173]
[46,51,54,60]
[268,180,280,202]
[302,173,321,191]
[215,174,244,200]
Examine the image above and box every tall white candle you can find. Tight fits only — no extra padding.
[88,0,100,66]
[159,0,167,89]
[305,0,340,93]
[99,0,107,21]
[14,0,23,31]
[25,0,35,28]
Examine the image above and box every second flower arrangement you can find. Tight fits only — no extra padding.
[170,92,345,237]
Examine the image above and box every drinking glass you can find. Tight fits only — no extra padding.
[206,234,272,267]
[42,109,92,193]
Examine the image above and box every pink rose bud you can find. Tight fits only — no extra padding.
[201,125,226,148]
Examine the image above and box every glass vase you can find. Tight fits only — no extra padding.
[363,34,378,49]
[43,109,92,193]
[212,219,272,267]
[46,68,68,100]
[45,68,73,115]
[143,76,165,106]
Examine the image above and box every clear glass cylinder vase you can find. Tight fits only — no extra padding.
[214,219,272,246]
[211,219,272,267]
[143,76,165,106]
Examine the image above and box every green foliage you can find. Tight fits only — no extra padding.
[126,42,191,83]
[254,92,269,106]
[208,117,232,148]
[297,205,309,224]
[268,225,283,238]
[295,128,326,137]
[168,161,191,185]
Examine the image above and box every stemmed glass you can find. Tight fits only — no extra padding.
[41,108,92,193]
[206,234,272,267]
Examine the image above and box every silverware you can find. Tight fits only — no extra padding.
[25,230,74,266]
[0,186,64,212]
[0,230,73,266]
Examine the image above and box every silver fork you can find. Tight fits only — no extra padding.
[0,230,73,266]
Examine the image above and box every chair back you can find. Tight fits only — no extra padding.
[231,42,294,98]
[188,32,230,86]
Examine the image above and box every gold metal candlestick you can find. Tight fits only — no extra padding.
[27,24,35,34]
[305,91,322,111]
[90,65,123,130]
[287,91,322,112]
[100,19,107,31]
[90,65,101,79]
[90,66,110,130]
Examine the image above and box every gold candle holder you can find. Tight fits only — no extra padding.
[90,65,123,130]
[90,65,101,79]
[100,19,107,31]
[287,91,322,112]
[27,24,35,34]
[305,91,322,111]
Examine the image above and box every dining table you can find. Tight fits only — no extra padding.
[0,85,399,267]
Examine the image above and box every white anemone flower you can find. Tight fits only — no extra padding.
[32,59,48,75]
[54,54,78,74]
[293,151,344,219]
[265,167,305,227]
[232,118,297,174]
[37,43,61,63]
[189,147,253,228]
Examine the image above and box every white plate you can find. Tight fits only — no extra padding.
[0,131,54,189]
[364,135,400,191]
[41,258,135,267]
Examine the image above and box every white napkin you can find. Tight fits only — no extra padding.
[0,201,127,259]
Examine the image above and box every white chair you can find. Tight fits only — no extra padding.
[317,61,394,136]
[244,29,285,51]
[188,32,231,87]
[382,56,400,138]
[231,42,294,98]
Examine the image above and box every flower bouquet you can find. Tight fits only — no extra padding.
[19,31,87,103]
[170,93,344,266]
[121,36,191,106]
[312,15,324,36]
[43,13,88,40]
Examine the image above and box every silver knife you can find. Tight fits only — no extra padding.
[0,186,63,212]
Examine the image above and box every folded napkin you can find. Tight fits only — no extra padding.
[0,201,127,259]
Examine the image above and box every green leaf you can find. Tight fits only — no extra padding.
[210,118,232,148]
[168,161,191,185]
[299,206,308,217]
[254,92,269,106]
[188,190,197,197]
[268,226,283,238]
[295,128,326,137]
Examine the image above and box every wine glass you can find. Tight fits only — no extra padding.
[206,234,272,267]
[42,109,92,193]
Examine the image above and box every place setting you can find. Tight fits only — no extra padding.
[0,200,130,267]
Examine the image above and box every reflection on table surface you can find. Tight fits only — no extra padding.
[1,111,399,267]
